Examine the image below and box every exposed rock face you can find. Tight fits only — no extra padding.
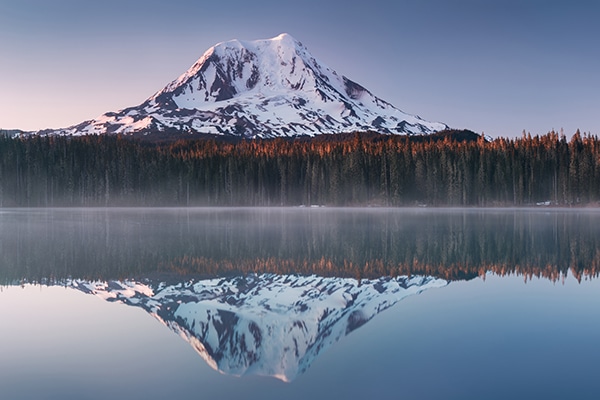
[37,33,447,138]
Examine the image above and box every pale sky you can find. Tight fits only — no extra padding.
[1,0,599,138]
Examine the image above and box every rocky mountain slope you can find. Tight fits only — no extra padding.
[38,33,447,139]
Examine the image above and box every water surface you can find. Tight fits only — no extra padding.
[1,208,599,399]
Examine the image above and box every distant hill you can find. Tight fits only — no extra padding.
[0,129,24,138]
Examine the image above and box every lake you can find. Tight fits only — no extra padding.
[1,208,599,399]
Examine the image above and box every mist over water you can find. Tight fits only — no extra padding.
[1,207,599,283]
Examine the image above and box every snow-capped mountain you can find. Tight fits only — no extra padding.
[39,33,447,138]
[70,274,447,382]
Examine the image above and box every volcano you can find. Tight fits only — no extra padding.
[37,33,447,139]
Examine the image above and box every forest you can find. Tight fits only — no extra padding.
[0,129,599,207]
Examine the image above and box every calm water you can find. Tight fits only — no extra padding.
[1,208,599,399]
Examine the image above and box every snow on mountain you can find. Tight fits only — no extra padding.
[70,273,447,382]
[39,33,447,138]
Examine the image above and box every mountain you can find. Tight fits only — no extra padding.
[0,129,25,138]
[37,33,447,139]
[70,274,447,382]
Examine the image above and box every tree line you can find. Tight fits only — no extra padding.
[0,129,599,206]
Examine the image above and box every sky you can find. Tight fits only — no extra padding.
[1,0,599,139]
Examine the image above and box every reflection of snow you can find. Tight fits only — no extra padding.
[71,274,447,382]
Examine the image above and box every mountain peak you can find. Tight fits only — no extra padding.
[222,32,300,48]
[37,34,448,138]
[272,32,295,41]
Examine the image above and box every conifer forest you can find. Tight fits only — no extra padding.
[0,130,599,207]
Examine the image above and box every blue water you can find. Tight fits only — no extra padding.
[0,208,599,399]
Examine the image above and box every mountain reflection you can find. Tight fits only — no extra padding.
[3,208,600,381]
[1,208,600,284]
[69,274,446,381]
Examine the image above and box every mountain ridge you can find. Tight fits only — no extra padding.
[33,33,447,139]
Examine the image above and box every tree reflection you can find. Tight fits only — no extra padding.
[1,208,599,284]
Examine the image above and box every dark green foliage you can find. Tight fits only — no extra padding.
[0,130,599,207]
